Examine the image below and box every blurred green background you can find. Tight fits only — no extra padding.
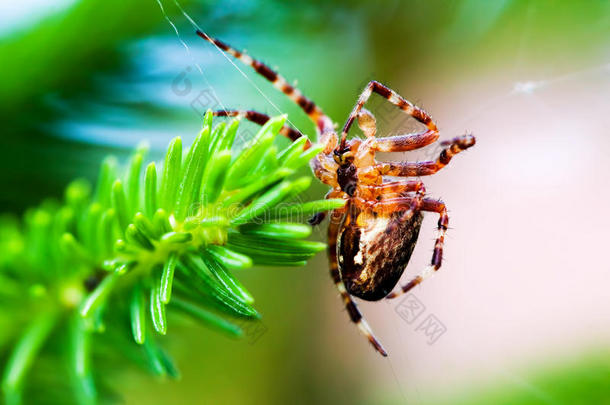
[1,0,609,404]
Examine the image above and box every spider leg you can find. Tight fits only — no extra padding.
[386,198,448,299]
[328,205,387,356]
[356,108,439,152]
[311,154,338,186]
[340,80,438,150]
[373,131,440,153]
[308,212,326,226]
[196,30,335,136]
[374,134,476,177]
[350,192,423,216]
[213,109,309,145]
[358,180,425,201]
[308,189,344,226]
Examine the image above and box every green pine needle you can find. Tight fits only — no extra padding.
[130,283,147,345]
[0,112,342,404]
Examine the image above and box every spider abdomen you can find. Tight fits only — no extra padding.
[337,205,423,301]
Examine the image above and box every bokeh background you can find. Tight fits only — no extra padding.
[1,0,609,403]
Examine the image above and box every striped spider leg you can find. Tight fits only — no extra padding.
[195,29,340,192]
[340,80,440,152]
[385,198,450,299]
[195,30,335,138]
[212,110,308,144]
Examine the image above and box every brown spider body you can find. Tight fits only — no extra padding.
[338,202,423,301]
[197,29,475,357]
[332,138,424,301]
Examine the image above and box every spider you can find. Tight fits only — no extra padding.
[196,30,475,356]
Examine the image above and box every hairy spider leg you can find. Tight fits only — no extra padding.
[340,81,438,151]
[328,205,387,356]
[212,109,309,145]
[350,193,423,217]
[357,180,425,201]
[355,108,439,153]
[374,134,476,177]
[196,30,335,136]
[386,198,449,299]
[196,30,340,190]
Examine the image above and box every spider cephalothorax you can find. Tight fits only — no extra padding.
[197,30,475,356]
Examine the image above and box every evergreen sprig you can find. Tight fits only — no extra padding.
[0,112,345,404]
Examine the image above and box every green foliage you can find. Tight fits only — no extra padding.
[0,112,345,404]
[412,351,610,405]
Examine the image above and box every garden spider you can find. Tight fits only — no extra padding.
[197,30,475,356]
